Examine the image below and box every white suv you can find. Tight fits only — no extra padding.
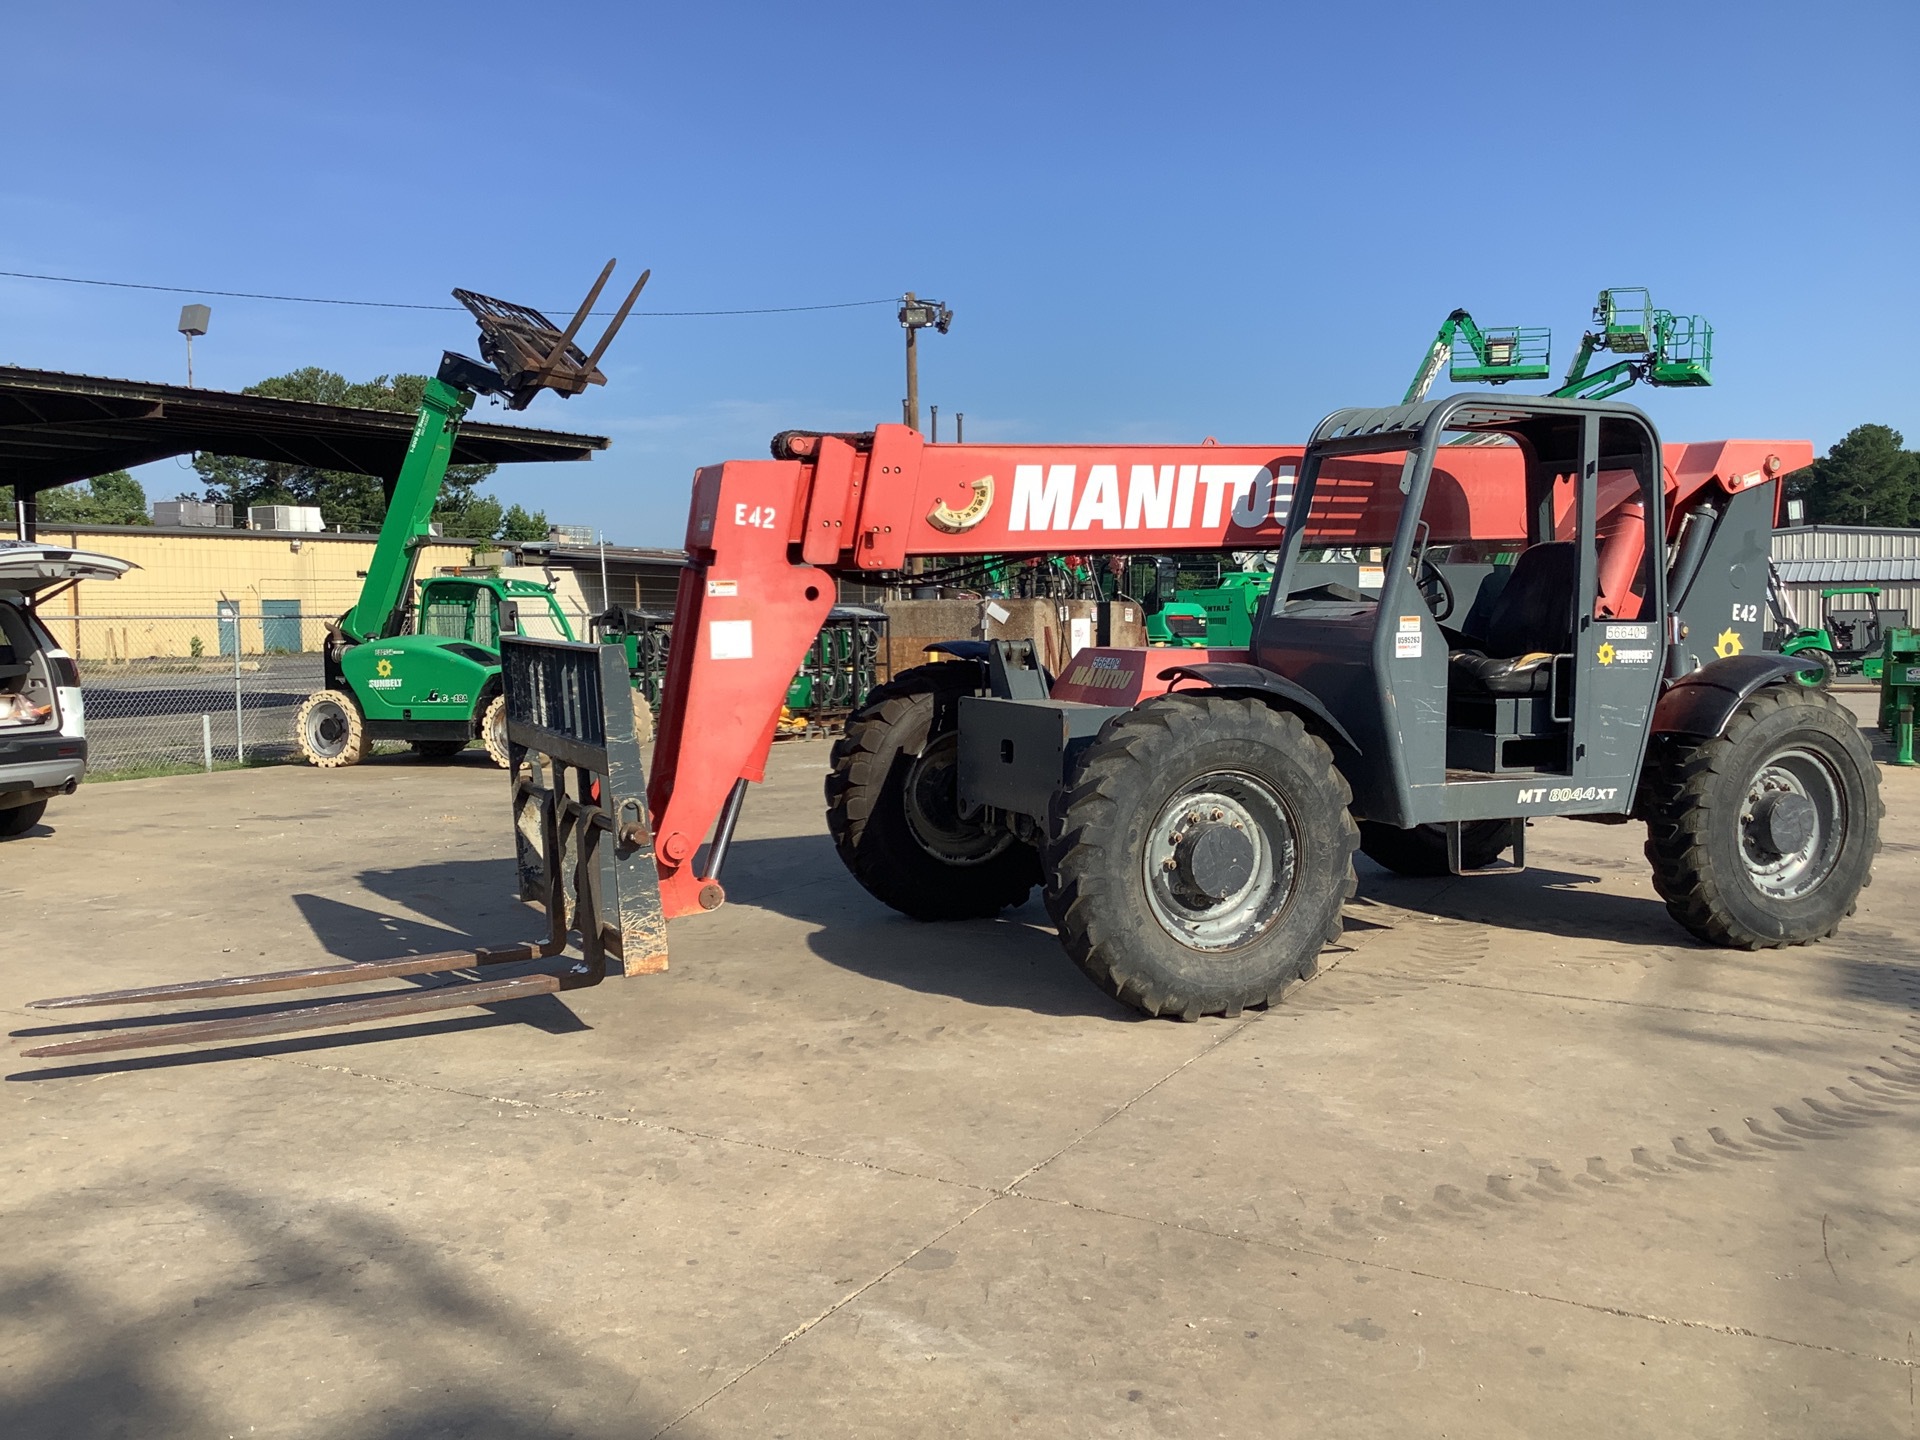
[0,544,132,838]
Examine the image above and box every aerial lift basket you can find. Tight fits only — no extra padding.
[18,637,666,1060]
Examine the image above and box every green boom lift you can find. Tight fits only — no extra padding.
[295,261,649,769]
[1405,287,1712,405]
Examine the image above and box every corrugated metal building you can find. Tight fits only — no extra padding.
[1772,525,1920,630]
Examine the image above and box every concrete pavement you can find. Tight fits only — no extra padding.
[2,723,1916,1437]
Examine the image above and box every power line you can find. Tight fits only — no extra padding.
[0,269,898,318]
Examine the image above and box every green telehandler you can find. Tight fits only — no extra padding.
[295,262,648,768]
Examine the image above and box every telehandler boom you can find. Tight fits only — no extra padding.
[293,262,648,770]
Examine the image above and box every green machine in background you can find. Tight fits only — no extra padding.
[783,605,888,726]
[594,605,674,706]
[594,602,888,737]
[1766,567,1907,685]
[1179,570,1272,647]
[1131,556,1212,646]
[1406,287,1712,405]
[1878,627,1920,767]
[295,262,649,768]
[1814,587,1903,680]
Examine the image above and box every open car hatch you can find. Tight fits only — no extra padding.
[0,544,136,595]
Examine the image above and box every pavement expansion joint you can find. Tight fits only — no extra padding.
[647,1192,1006,1440]
[640,1013,1283,1436]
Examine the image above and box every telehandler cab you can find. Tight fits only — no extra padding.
[22,393,1879,1057]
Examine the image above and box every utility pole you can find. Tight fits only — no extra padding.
[897,293,952,434]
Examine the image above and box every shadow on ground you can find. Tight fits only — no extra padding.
[0,1179,693,1440]
[1359,853,1685,947]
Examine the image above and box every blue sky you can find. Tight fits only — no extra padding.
[5,1,1915,545]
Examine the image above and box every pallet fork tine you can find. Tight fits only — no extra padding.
[26,941,558,1011]
[16,639,666,1062]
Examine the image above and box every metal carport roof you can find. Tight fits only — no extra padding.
[0,365,608,497]
[1775,558,1920,584]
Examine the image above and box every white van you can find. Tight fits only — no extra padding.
[0,544,133,837]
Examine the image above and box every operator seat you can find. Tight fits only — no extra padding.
[1447,541,1577,696]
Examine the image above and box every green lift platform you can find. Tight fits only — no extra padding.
[1405,288,1713,405]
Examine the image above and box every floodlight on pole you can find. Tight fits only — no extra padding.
[897,292,952,434]
[178,304,211,388]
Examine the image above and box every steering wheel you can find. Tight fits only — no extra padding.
[1415,554,1455,622]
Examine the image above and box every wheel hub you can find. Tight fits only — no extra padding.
[1172,821,1256,902]
[306,703,348,754]
[1738,750,1844,900]
[1749,792,1816,857]
[1143,779,1296,952]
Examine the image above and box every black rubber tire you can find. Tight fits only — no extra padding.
[1044,695,1358,1020]
[1640,685,1881,948]
[411,739,468,759]
[1358,819,1512,877]
[1788,649,1835,689]
[825,661,1041,920]
[0,799,48,838]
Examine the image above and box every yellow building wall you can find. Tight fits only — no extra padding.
[13,525,481,659]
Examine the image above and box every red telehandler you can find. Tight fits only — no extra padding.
[23,369,1876,1054]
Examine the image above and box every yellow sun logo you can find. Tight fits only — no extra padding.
[376,659,394,677]
[1596,642,1616,665]
[1714,629,1743,659]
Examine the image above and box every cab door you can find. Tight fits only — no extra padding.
[1565,412,1665,797]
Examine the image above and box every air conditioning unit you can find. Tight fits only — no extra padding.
[247,505,325,533]
[153,500,234,528]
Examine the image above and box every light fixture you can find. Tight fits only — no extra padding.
[178,304,211,387]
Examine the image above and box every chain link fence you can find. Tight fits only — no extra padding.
[41,613,326,776]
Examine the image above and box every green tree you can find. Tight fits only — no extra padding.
[193,368,504,535]
[0,470,150,526]
[1787,424,1920,527]
[500,504,552,542]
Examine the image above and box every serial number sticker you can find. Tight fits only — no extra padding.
[1395,631,1423,659]
[708,620,754,660]
[1606,624,1649,640]
[706,579,738,598]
